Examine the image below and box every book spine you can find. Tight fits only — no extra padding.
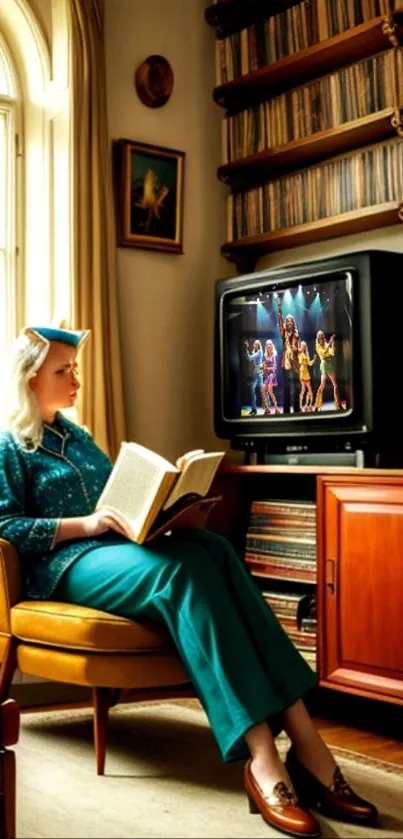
[246,540,316,560]
[246,530,316,544]
[245,556,317,583]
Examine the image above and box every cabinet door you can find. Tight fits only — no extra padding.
[317,477,403,704]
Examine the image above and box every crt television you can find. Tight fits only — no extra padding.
[214,250,403,464]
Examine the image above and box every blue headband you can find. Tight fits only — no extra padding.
[23,326,90,348]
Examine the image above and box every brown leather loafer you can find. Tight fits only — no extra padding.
[244,759,321,838]
[285,747,379,825]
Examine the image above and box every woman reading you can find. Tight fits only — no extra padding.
[0,325,376,838]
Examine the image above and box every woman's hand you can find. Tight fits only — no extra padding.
[82,510,122,538]
[53,510,129,546]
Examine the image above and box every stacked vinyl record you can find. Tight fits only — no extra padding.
[245,499,317,669]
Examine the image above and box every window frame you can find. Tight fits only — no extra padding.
[0,0,72,347]
[0,28,21,356]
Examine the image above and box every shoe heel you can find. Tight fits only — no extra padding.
[246,792,259,814]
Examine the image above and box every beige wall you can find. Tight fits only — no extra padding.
[104,0,228,461]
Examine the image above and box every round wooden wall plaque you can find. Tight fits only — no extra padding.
[135,55,174,108]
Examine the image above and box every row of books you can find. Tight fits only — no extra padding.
[244,499,317,583]
[222,47,403,163]
[245,500,318,670]
[227,136,403,239]
[215,0,399,85]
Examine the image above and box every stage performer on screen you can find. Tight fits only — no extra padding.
[313,331,341,410]
[261,339,281,415]
[276,296,301,413]
[244,339,264,415]
[298,341,316,412]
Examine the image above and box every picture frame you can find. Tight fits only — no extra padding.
[113,139,185,253]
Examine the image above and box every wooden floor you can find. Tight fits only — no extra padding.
[309,688,403,766]
[314,716,403,766]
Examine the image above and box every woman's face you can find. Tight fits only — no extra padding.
[29,341,80,422]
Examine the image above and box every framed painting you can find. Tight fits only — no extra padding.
[113,139,185,253]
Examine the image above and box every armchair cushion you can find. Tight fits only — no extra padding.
[11,601,174,654]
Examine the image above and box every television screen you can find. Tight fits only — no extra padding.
[221,271,353,422]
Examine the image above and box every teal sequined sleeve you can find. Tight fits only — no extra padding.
[0,418,115,598]
[0,433,59,554]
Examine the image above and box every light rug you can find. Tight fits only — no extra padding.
[16,699,403,839]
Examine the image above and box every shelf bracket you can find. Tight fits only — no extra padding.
[391,107,403,138]
[222,250,260,275]
[381,15,402,48]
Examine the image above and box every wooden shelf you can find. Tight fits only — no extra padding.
[204,0,300,39]
[222,203,403,270]
[218,109,398,187]
[213,14,403,111]
[220,462,403,477]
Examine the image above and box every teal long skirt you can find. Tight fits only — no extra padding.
[55,528,316,762]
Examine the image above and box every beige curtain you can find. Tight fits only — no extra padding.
[69,0,126,460]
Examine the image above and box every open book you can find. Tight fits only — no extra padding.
[96,442,225,544]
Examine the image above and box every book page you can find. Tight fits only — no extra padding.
[97,442,178,527]
[123,441,178,472]
[162,451,225,510]
[174,449,205,470]
[181,448,205,459]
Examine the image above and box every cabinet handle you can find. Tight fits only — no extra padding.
[326,559,336,594]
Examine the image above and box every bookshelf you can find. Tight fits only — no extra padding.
[213,14,403,110]
[218,108,399,187]
[206,2,403,272]
[222,202,402,268]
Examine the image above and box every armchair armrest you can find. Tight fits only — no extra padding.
[0,541,22,635]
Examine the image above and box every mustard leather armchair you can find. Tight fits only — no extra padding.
[0,538,193,775]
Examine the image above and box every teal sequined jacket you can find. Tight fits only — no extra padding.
[0,414,115,599]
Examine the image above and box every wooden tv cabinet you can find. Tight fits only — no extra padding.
[210,461,403,707]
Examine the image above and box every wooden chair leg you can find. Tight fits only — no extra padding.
[0,640,18,703]
[0,749,16,839]
[93,687,113,776]
[0,699,19,839]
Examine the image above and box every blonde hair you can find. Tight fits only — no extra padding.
[5,332,50,450]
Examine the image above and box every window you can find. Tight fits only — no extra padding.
[0,0,72,382]
[0,33,18,362]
